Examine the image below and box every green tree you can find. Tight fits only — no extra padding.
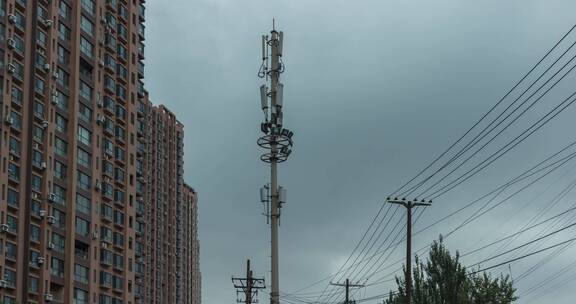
[385,237,517,304]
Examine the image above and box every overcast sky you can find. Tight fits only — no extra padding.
[144,1,576,303]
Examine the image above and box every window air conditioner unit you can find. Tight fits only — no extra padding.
[7,38,15,49]
[47,193,56,202]
[8,14,16,24]
[93,231,99,240]
[43,63,51,71]
[52,71,58,79]
[51,94,59,105]
[39,210,47,217]
[5,114,13,125]
[33,142,40,150]
[0,224,9,232]
[46,215,55,225]
[44,293,54,302]
[37,257,45,265]
[41,162,47,170]
[43,19,53,27]
[7,63,16,74]
[47,242,55,250]
[32,192,39,200]
[0,280,7,288]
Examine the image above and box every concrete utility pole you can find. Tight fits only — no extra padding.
[257,21,294,304]
[232,260,266,304]
[387,198,431,304]
[330,279,364,304]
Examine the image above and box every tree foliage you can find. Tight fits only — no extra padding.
[385,238,517,304]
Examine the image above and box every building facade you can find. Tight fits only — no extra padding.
[0,0,200,303]
[136,101,201,304]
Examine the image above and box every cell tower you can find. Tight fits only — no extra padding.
[257,21,294,304]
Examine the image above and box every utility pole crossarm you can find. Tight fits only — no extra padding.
[330,279,365,304]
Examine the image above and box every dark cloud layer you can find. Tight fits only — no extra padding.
[144,1,576,303]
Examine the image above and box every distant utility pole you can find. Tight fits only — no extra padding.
[330,279,364,304]
[387,198,431,304]
[232,260,266,304]
[257,20,294,304]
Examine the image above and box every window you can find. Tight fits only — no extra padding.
[100,295,112,304]
[13,35,24,54]
[77,171,91,191]
[105,54,116,70]
[116,105,126,120]
[80,15,94,36]
[51,257,65,278]
[55,137,68,157]
[54,160,67,179]
[55,113,67,132]
[77,125,91,146]
[117,63,128,81]
[57,45,70,65]
[4,269,16,287]
[58,22,71,41]
[28,276,39,294]
[8,163,19,182]
[9,111,22,130]
[32,150,43,167]
[80,36,93,58]
[32,125,44,142]
[115,126,125,141]
[103,161,113,177]
[14,11,25,30]
[74,288,88,304]
[103,138,114,155]
[74,264,89,285]
[117,23,127,41]
[11,86,23,106]
[79,81,92,100]
[31,174,42,192]
[75,217,90,237]
[76,194,91,214]
[57,68,70,89]
[78,103,92,122]
[34,101,44,118]
[35,53,47,68]
[30,225,40,242]
[100,226,112,242]
[58,1,71,20]
[101,204,113,221]
[7,188,18,208]
[112,275,123,290]
[12,61,24,80]
[51,233,65,253]
[113,232,123,247]
[114,210,124,226]
[54,90,69,110]
[53,208,66,229]
[115,147,125,162]
[113,253,124,269]
[101,249,113,265]
[114,168,125,182]
[114,190,125,204]
[117,44,127,61]
[6,215,17,234]
[5,242,16,260]
[81,0,95,15]
[35,77,45,94]
[53,184,66,206]
[31,200,41,217]
[77,148,91,168]
[100,271,112,287]
[116,85,127,101]
[105,75,116,92]
[9,137,20,156]
[37,30,47,47]
[29,251,40,267]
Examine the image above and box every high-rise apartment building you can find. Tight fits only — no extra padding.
[136,100,201,304]
[0,0,200,303]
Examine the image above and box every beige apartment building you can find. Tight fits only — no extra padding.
[0,0,200,303]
